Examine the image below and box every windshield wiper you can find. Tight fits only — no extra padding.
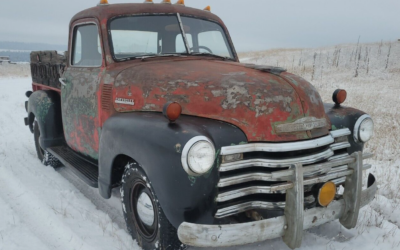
[190,52,233,61]
[140,54,186,61]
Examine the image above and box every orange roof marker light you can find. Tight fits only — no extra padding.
[204,6,211,11]
[161,0,172,4]
[175,0,185,5]
[144,0,154,3]
[98,0,109,5]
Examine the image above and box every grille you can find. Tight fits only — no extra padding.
[101,84,113,110]
[215,128,371,219]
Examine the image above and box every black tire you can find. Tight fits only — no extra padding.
[121,163,186,250]
[33,120,62,168]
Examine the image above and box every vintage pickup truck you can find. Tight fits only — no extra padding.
[24,1,377,249]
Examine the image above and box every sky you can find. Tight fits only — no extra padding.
[0,0,399,52]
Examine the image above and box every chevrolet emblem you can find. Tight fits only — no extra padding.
[275,117,328,133]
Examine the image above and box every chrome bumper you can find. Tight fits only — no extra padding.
[177,152,377,249]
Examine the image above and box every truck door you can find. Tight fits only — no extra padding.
[61,21,104,160]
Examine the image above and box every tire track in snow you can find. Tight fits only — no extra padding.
[0,195,53,250]
[0,167,101,250]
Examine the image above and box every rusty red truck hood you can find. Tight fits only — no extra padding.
[112,59,330,142]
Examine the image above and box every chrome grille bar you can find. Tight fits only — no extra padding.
[271,157,355,180]
[216,183,293,202]
[215,201,286,218]
[329,153,349,161]
[330,142,351,151]
[219,149,334,172]
[220,135,334,155]
[303,170,353,185]
[218,172,287,188]
[332,177,346,185]
[215,196,316,219]
[220,128,351,156]
[330,128,351,138]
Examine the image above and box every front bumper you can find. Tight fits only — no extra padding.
[177,152,377,249]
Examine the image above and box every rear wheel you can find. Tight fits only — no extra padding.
[33,120,62,168]
[121,163,186,250]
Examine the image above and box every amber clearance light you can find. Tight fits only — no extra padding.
[332,89,347,105]
[318,182,337,207]
[163,102,182,122]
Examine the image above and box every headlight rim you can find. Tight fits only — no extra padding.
[181,136,216,176]
[353,114,374,143]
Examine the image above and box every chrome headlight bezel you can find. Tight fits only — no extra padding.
[181,136,216,176]
[354,114,374,143]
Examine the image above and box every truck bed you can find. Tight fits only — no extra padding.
[30,51,66,90]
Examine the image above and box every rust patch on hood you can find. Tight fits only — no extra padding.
[113,60,329,142]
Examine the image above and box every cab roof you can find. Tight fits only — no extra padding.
[71,3,224,26]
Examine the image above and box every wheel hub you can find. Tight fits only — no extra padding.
[137,192,155,227]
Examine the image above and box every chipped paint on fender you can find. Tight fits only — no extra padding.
[32,91,54,124]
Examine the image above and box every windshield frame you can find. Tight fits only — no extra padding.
[107,13,237,62]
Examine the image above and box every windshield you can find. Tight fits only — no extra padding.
[109,14,234,60]
[179,16,233,58]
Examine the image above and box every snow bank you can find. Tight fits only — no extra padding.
[0,64,30,78]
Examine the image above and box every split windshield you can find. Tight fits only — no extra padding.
[109,15,234,60]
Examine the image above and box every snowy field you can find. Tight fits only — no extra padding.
[1,41,400,250]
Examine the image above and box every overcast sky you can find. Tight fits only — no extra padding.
[0,0,399,51]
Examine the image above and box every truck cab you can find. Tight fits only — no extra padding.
[25,1,377,250]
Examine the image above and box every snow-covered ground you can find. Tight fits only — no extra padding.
[1,41,400,250]
[0,78,140,249]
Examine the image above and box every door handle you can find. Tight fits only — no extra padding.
[59,78,67,87]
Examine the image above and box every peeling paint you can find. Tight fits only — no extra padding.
[62,67,102,160]
[111,60,329,142]
[33,92,54,124]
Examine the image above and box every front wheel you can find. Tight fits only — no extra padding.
[121,163,186,250]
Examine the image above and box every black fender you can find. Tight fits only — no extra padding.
[98,112,247,228]
[27,90,64,149]
[324,103,366,153]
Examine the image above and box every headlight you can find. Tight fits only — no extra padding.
[181,136,216,176]
[354,114,374,143]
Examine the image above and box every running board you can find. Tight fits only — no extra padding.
[48,146,99,188]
